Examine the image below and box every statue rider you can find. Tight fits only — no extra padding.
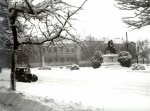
[104,40,116,54]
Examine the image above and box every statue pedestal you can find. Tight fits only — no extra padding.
[102,54,119,65]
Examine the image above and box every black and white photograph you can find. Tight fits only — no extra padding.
[0,0,150,111]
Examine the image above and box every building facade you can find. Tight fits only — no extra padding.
[29,44,82,67]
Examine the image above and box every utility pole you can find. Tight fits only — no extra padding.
[126,32,129,51]
[136,43,139,63]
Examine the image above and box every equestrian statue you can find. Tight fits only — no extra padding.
[104,40,116,54]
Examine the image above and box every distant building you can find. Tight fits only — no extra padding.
[29,44,82,67]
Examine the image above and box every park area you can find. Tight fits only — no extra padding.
[0,64,150,111]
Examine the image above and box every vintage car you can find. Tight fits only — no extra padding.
[38,66,51,70]
[15,67,38,82]
[70,64,80,70]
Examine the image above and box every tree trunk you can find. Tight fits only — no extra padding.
[10,25,19,91]
[39,46,42,67]
[136,46,139,64]
[10,50,17,91]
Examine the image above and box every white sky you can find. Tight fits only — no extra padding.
[72,0,150,42]
[11,0,150,42]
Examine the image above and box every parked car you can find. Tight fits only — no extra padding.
[65,65,71,69]
[70,64,80,70]
[132,63,145,70]
[16,67,38,82]
[38,66,51,70]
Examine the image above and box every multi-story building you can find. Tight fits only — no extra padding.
[29,43,82,67]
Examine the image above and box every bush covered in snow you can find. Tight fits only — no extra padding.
[132,63,145,70]
[118,51,132,67]
[91,51,103,69]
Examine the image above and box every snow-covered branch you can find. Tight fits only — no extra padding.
[115,0,150,29]
[8,0,87,46]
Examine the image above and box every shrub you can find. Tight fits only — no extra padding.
[118,51,132,67]
[91,51,103,69]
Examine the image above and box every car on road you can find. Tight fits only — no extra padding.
[38,66,51,70]
[15,67,38,82]
[70,64,80,70]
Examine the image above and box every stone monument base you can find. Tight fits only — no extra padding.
[102,54,119,66]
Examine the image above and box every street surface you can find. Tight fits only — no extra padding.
[1,65,150,110]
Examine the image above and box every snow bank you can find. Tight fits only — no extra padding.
[0,87,52,111]
[0,86,101,111]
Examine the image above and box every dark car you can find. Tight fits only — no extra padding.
[16,67,38,82]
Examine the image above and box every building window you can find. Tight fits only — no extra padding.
[43,48,45,53]
[67,57,69,61]
[71,57,75,61]
[54,47,57,53]
[71,48,74,53]
[60,46,63,53]
[57,47,60,53]
[61,57,64,63]
[63,47,67,53]
[49,58,52,63]
[67,48,69,53]
[48,47,51,53]
[55,57,57,62]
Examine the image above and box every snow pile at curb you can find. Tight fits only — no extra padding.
[0,87,52,111]
[0,86,102,111]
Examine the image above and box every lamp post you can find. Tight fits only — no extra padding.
[126,32,129,51]
[136,43,139,63]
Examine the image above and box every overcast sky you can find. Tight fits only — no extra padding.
[12,0,150,42]
[72,0,150,42]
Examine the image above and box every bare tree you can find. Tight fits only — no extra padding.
[83,35,98,60]
[115,0,150,29]
[0,0,10,48]
[137,39,150,64]
[82,35,106,61]
[7,0,87,91]
[0,1,12,69]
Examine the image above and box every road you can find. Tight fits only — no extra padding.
[1,66,150,110]
[18,66,150,110]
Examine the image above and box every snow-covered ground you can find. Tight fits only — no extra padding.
[1,65,150,111]
[0,103,14,111]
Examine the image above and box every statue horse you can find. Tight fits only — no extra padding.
[104,40,116,54]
